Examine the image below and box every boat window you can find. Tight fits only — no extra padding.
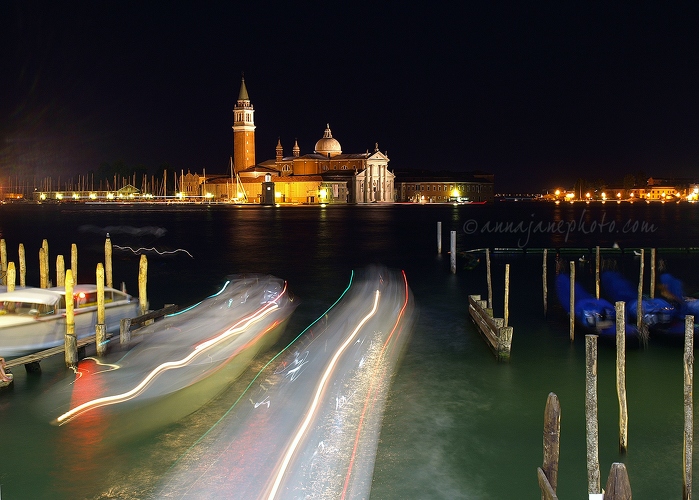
[0,301,54,316]
[74,292,99,308]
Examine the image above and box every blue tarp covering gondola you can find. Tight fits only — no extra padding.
[601,271,676,326]
[555,273,622,336]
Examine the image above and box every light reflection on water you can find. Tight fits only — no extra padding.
[0,202,698,499]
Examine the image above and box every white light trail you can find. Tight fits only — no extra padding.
[56,287,286,424]
[266,289,380,500]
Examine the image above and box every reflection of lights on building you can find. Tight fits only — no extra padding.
[40,193,47,200]
[601,192,606,200]
[565,193,574,199]
[89,193,97,199]
[107,193,114,199]
[452,188,460,198]
[585,192,591,199]
[72,193,80,199]
[205,192,214,199]
[555,189,560,197]
[275,192,281,198]
[319,188,327,199]
[56,193,63,200]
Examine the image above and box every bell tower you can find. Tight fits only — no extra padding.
[232,76,256,172]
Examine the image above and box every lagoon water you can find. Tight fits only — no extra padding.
[1,201,699,499]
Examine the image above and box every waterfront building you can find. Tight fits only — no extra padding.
[393,169,494,203]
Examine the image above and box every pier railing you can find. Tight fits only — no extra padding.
[2,304,178,377]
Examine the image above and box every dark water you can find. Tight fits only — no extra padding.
[1,201,698,499]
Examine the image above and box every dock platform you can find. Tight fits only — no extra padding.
[468,294,513,361]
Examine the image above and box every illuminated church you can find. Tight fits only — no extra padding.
[231,78,395,204]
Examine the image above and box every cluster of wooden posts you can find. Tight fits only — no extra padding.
[438,222,514,361]
[442,229,697,497]
[538,315,695,499]
[539,245,695,498]
[0,236,150,369]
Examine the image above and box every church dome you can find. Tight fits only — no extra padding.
[314,124,342,157]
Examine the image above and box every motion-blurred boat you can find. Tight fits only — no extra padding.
[49,274,296,432]
[0,285,139,358]
[156,266,415,499]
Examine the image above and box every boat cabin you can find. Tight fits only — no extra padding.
[0,286,131,318]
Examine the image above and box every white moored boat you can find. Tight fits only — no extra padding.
[0,285,139,358]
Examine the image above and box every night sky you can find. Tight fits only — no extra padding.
[1,1,698,193]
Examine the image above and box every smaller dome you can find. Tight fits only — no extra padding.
[314,124,342,157]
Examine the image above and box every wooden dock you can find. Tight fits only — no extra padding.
[468,294,513,361]
[2,304,178,382]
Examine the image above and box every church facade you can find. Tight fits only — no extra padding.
[229,78,394,204]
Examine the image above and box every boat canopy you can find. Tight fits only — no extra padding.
[0,288,63,306]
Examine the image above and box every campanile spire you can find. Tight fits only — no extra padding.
[232,75,256,171]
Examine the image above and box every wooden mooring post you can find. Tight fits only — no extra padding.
[105,234,113,289]
[570,261,575,342]
[538,392,561,500]
[450,231,456,274]
[42,239,49,286]
[437,221,442,254]
[39,247,48,288]
[615,301,628,453]
[0,238,6,286]
[684,314,694,500]
[56,255,65,287]
[637,249,644,332]
[595,246,600,299]
[650,247,656,298]
[71,243,78,284]
[486,248,493,310]
[542,249,548,317]
[96,263,107,356]
[468,294,513,361]
[604,463,632,500]
[64,270,77,368]
[7,262,16,292]
[19,243,26,287]
[504,263,510,327]
[585,334,601,497]
[138,254,148,315]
